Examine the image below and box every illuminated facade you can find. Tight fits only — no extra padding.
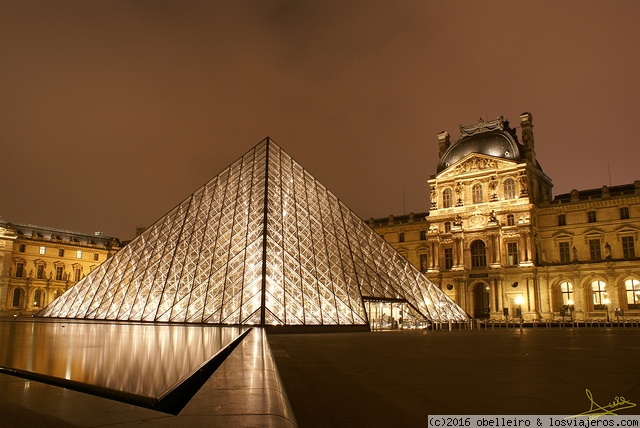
[0,222,120,315]
[372,114,640,322]
[39,139,467,327]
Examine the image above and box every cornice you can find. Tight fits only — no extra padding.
[539,194,640,212]
[12,236,117,251]
[372,222,429,233]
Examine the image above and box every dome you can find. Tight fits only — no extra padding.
[436,123,523,173]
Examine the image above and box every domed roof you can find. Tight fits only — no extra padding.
[436,117,524,172]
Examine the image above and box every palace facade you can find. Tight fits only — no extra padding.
[0,221,121,315]
[371,113,640,322]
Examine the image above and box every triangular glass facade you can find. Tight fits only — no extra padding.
[39,139,467,326]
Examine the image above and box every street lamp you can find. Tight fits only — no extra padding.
[514,295,524,319]
[567,299,574,322]
[603,298,611,323]
[514,295,525,332]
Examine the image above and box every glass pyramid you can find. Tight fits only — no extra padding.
[39,138,468,326]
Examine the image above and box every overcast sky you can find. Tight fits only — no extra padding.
[2,1,639,240]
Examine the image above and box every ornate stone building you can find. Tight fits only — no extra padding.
[371,113,640,322]
[0,221,121,315]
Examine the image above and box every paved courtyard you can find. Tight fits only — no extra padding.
[268,328,640,428]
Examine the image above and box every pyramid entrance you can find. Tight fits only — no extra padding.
[39,138,467,329]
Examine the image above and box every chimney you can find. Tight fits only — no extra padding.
[437,131,450,159]
[519,112,536,164]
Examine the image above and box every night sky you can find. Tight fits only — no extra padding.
[2,1,640,240]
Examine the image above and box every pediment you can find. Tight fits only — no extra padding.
[437,153,519,179]
[551,231,574,240]
[614,225,639,235]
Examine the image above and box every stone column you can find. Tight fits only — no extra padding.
[607,270,621,313]
[455,238,464,268]
[496,277,504,316]
[526,233,533,262]
[526,277,536,316]
[431,241,438,270]
[487,234,496,265]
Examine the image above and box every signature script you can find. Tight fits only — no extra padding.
[566,389,637,419]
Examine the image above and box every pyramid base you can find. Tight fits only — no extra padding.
[263,324,371,334]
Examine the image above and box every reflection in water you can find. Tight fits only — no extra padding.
[0,320,245,399]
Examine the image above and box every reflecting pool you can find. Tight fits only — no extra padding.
[0,319,248,412]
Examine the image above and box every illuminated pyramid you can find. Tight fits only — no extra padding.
[39,138,467,326]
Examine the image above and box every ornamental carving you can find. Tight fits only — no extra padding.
[439,156,514,179]
[459,116,507,137]
[469,214,485,228]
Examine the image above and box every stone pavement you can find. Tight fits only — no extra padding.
[267,328,640,428]
[0,327,297,427]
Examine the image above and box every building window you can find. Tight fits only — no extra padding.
[625,278,640,309]
[398,233,405,243]
[19,244,25,252]
[59,249,65,257]
[419,254,428,272]
[12,288,23,307]
[471,240,487,268]
[589,239,602,261]
[76,250,83,259]
[420,230,426,240]
[622,236,636,259]
[507,242,518,266]
[444,222,451,233]
[559,242,571,263]
[587,211,597,223]
[620,207,630,220]
[558,214,566,226]
[472,183,483,204]
[442,188,452,208]
[37,265,46,280]
[560,281,574,305]
[33,289,44,307]
[504,178,516,200]
[39,246,46,255]
[55,266,64,281]
[94,253,99,261]
[15,262,24,278]
[506,214,515,226]
[444,248,453,270]
[591,280,607,309]
[74,268,82,282]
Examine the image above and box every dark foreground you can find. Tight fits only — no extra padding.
[268,328,640,428]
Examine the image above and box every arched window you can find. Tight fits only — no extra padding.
[560,281,573,305]
[12,288,23,307]
[442,188,452,208]
[504,178,516,199]
[591,280,607,309]
[471,240,487,268]
[625,278,640,309]
[472,183,483,204]
[33,289,44,307]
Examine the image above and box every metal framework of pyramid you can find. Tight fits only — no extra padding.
[39,138,467,327]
